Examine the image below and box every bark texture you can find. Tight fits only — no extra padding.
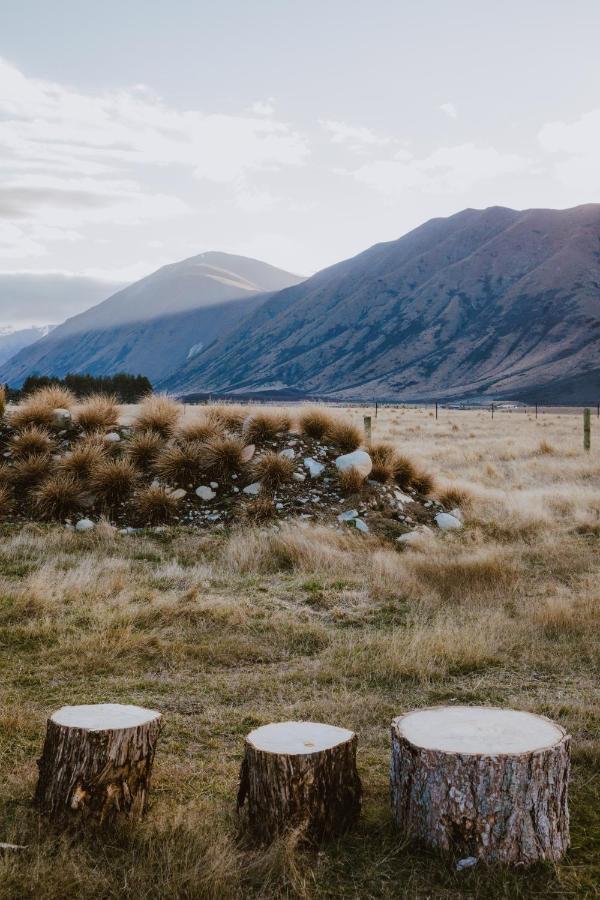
[390,712,570,864]
[35,715,161,826]
[237,732,362,843]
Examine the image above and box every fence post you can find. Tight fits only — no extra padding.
[363,415,372,442]
[535,403,538,419]
[435,402,438,420]
[375,401,378,418]
[584,408,591,451]
[491,403,494,419]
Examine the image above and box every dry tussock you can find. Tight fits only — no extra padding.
[75,394,119,431]
[59,436,107,480]
[176,418,224,444]
[197,436,248,479]
[9,425,54,458]
[252,451,294,489]
[0,484,14,516]
[369,442,396,483]
[33,472,88,520]
[391,454,417,489]
[9,453,54,490]
[204,404,245,432]
[154,441,206,486]
[132,484,180,525]
[125,429,164,471]
[90,457,138,506]
[326,418,362,453]
[134,394,181,437]
[298,407,334,439]
[338,466,366,495]
[244,410,292,443]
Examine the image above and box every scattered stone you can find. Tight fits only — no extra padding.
[104,432,121,443]
[210,482,218,489]
[75,518,95,533]
[337,509,359,522]
[196,485,216,501]
[335,449,372,477]
[292,472,306,482]
[354,518,369,533]
[456,857,478,872]
[241,444,256,463]
[279,448,295,460]
[243,482,261,496]
[52,408,71,428]
[304,457,325,478]
[450,507,465,522]
[276,502,284,510]
[435,512,463,531]
[169,488,187,500]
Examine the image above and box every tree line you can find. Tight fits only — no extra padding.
[5,372,153,403]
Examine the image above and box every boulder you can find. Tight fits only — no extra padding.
[196,486,216,501]
[279,448,295,460]
[104,432,121,443]
[335,450,372,477]
[75,518,95,533]
[304,457,325,478]
[52,408,72,428]
[337,509,358,523]
[243,482,261,496]
[435,512,463,531]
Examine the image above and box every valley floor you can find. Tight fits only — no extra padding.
[0,407,598,898]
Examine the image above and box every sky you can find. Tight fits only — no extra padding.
[1,0,600,321]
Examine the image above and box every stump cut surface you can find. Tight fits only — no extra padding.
[246,721,354,755]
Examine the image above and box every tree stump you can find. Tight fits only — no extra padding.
[35,703,161,826]
[390,706,570,865]
[237,721,362,843]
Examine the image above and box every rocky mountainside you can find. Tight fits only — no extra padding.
[163,205,600,402]
[0,253,302,386]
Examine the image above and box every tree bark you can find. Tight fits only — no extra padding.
[390,706,570,865]
[34,704,161,826]
[237,721,362,844]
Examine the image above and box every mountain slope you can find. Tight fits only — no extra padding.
[0,325,55,367]
[0,273,124,331]
[0,253,303,386]
[163,205,600,402]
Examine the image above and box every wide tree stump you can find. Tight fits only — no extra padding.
[35,703,161,826]
[237,721,362,843]
[390,706,570,865]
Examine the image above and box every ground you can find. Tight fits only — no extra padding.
[0,406,598,899]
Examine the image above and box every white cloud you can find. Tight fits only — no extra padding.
[352,143,531,197]
[440,102,458,119]
[0,58,308,259]
[250,99,276,116]
[320,119,390,153]
[538,109,600,192]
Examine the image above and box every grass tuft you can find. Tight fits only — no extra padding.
[33,472,87,520]
[198,436,248,479]
[132,484,180,525]
[245,411,292,443]
[90,457,138,506]
[10,425,55,458]
[154,441,205,486]
[327,419,362,453]
[59,436,107,480]
[298,407,334,440]
[338,466,366,495]
[392,454,417,490]
[125,430,164,471]
[10,453,54,490]
[252,451,295,489]
[369,442,397,483]
[75,394,119,431]
[134,394,181,438]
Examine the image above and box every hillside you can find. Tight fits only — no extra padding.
[0,253,302,386]
[163,205,600,402]
[0,325,54,367]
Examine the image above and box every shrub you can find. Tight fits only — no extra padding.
[339,466,366,495]
[392,454,417,490]
[76,394,119,431]
[90,458,138,506]
[245,411,291,443]
[369,443,397,483]
[132,484,180,525]
[60,437,107,480]
[34,472,87,520]
[10,453,54,490]
[327,419,362,453]
[412,469,435,496]
[134,394,181,438]
[252,451,295,489]
[10,425,55,458]
[154,442,206,486]
[298,407,334,440]
[125,430,165,472]
[198,436,248,479]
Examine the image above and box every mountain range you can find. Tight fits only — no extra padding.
[2,204,599,402]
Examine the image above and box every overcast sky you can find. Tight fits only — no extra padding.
[1,0,600,306]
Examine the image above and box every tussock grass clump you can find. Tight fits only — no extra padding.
[134,394,181,438]
[33,472,87,520]
[392,454,417,490]
[252,451,294,489]
[204,405,245,433]
[9,425,55,458]
[125,430,164,471]
[338,466,366,495]
[243,495,276,523]
[198,436,248,479]
[75,394,119,431]
[437,483,473,509]
[327,419,362,453]
[0,483,14,516]
[411,468,435,496]
[537,439,556,456]
[245,411,292,443]
[132,484,180,525]
[154,442,205,486]
[369,442,397,483]
[176,419,223,445]
[90,457,138,506]
[12,385,76,428]
[59,436,107,480]
[298,407,334,440]
[10,453,54,490]
[29,384,75,409]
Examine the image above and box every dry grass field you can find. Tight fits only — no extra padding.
[0,405,598,898]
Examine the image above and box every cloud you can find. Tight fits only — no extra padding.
[320,119,390,153]
[538,109,600,192]
[352,143,531,197]
[250,99,276,116]
[440,102,458,119]
[0,58,308,259]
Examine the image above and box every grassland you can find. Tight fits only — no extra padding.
[0,406,598,899]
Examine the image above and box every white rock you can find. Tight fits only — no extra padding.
[435,512,463,531]
[196,485,216,501]
[104,431,121,443]
[210,482,218,489]
[52,408,71,428]
[232,486,240,493]
[337,509,359,522]
[450,507,465,522]
[75,518,95,532]
[279,448,295,460]
[394,490,413,504]
[397,530,428,546]
[303,457,324,478]
[241,444,256,463]
[292,472,306,482]
[456,857,478,872]
[169,488,187,500]
[276,502,284,510]
[243,482,261,496]
[354,518,369,533]
[335,449,372,477]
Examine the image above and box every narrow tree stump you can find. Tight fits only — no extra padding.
[35,703,161,826]
[390,706,570,865]
[237,721,362,843]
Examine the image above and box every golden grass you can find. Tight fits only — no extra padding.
[197,436,248,479]
[9,452,54,490]
[175,418,224,444]
[244,410,292,443]
[368,442,397,483]
[326,418,363,453]
[75,393,119,431]
[153,441,206,486]
[59,436,108,480]
[33,472,88,520]
[338,466,366,495]
[252,451,295,489]
[90,457,139,506]
[0,405,599,898]
[133,394,181,437]
[9,425,55,458]
[124,429,164,471]
[132,484,181,525]
[298,406,334,440]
